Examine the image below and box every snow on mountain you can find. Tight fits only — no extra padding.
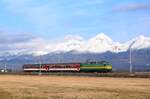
[53,33,150,53]
[123,35,150,51]
[1,33,150,56]
[50,35,86,52]
[131,35,150,49]
[87,33,113,52]
[50,33,122,53]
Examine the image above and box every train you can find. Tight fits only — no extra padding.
[23,61,112,73]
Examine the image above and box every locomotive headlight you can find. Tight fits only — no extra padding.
[106,66,112,69]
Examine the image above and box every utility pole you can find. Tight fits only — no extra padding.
[128,41,136,74]
[129,47,132,73]
[4,55,7,72]
[39,55,42,75]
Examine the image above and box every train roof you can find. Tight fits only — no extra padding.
[23,63,80,65]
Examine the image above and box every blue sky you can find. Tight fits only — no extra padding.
[0,0,150,42]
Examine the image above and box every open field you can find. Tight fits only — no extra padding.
[0,75,150,99]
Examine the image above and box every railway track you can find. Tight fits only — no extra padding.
[1,72,149,78]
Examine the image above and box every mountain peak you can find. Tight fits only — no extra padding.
[127,35,150,50]
[92,33,113,42]
[130,35,150,43]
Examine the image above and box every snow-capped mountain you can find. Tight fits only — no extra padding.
[87,33,122,53]
[49,33,124,53]
[51,33,121,53]
[51,35,86,52]
[124,35,150,50]
[0,33,150,56]
[87,33,114,52]
[49,33,150,54]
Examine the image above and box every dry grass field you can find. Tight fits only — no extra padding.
[0,75,149,99]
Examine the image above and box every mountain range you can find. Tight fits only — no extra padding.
[26,33,150,55]
[0,33,150,72]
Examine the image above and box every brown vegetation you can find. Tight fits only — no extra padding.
[0,75,149,99]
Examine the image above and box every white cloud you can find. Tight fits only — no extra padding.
[0,30,49,55]
[113,3,150,12]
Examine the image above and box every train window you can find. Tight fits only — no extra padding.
[65,65,67,68]
[90,62,96,64]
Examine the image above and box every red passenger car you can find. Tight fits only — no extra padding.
[23,63,80,72]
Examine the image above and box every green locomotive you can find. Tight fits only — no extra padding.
[80,61,112,72]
